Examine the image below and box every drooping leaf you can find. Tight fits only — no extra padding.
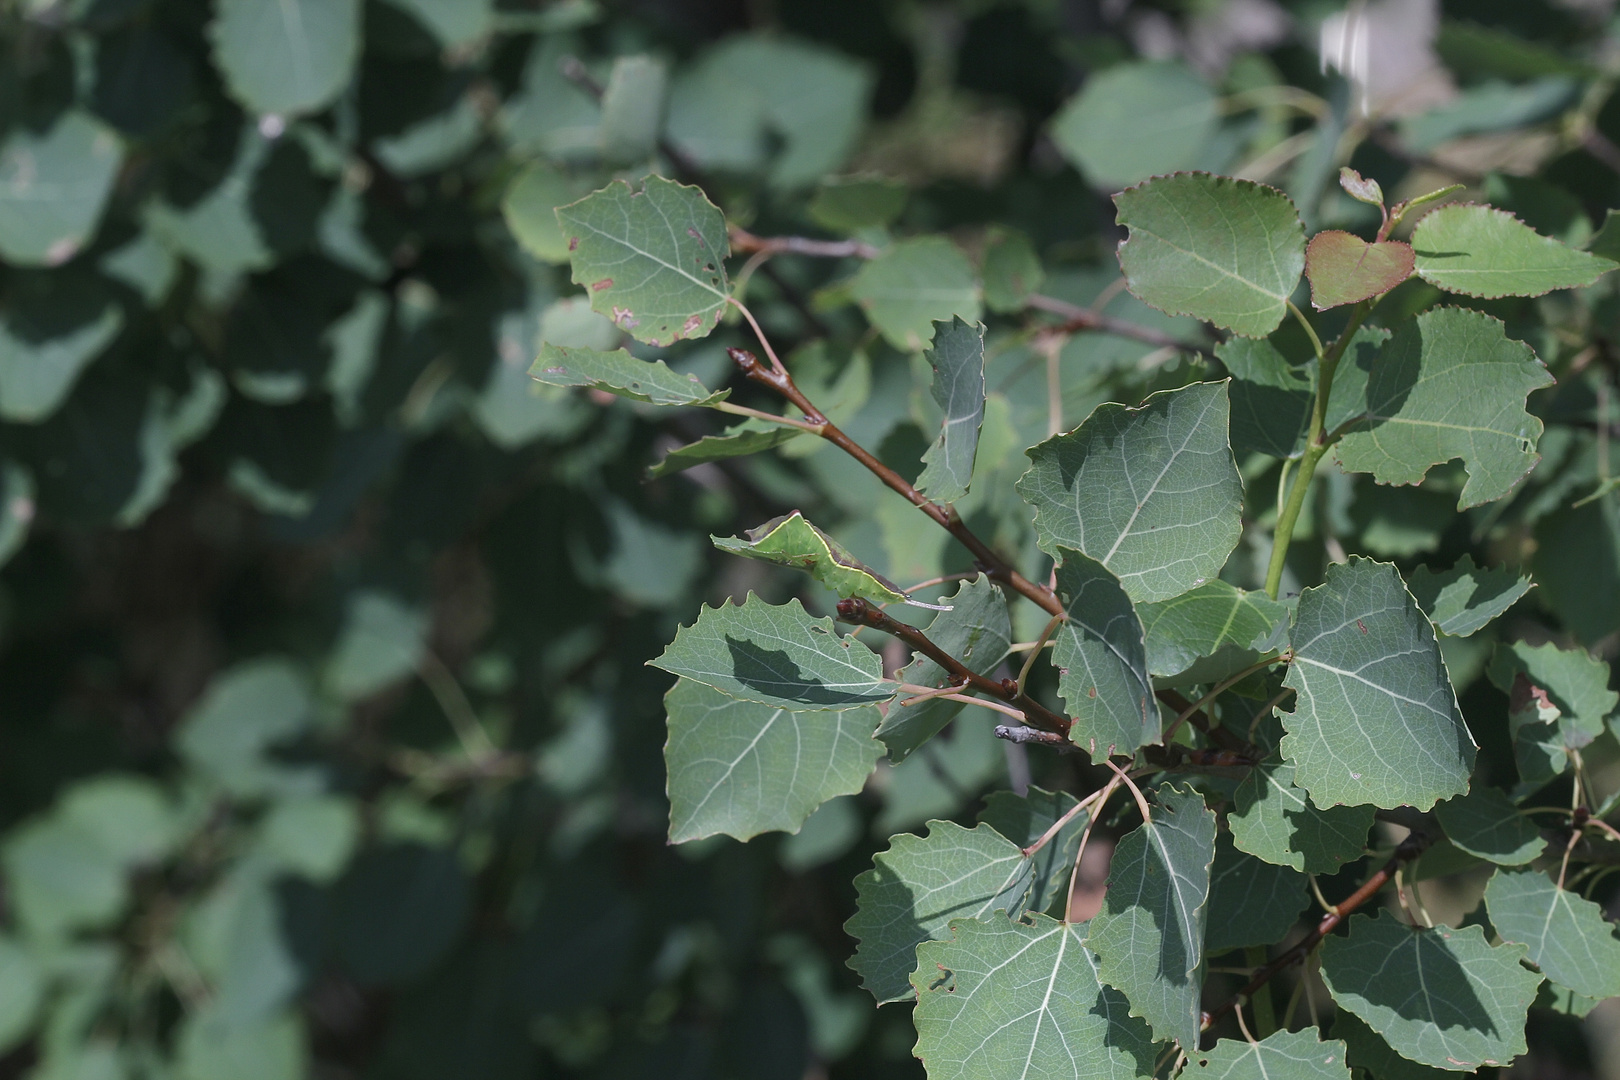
[1051,61,1218,190]
[210,0,361,117]
[647,420,802,478]
[650,593,891,711]
[713,511,905,603]
[1203,833,1310,954]
[1319,911,1541,1071]
[912,915,1157,1080]
[1333,307,1553,508]
[981,228,1044,313]
[1115,173,1306,338]
[914,317,986,503]
[1087,783,1216,1051]
[1305,232,1415,310]
[1412,203,1616,299]
[845,821,1037,1004]
[849,237,981,352]
[1407,555,1533,637]
[976,787,1089,915]
[1137,580,1288,682]
[1229,755,1374,874]
[1537,979,1604,1018]
[876,576,1011,761]
[530,344,728,407]
[1281,557,1474,811]
[556,176,731,346]
[0,110,122,266]
[1484,868,1620,999]
[1433,786,1545,866]
[1188,1030,1351,1080]
[1019,381,1242,603]
[1218,336,1313,459]
[1050,550,1156,760]
[664,678,880,844]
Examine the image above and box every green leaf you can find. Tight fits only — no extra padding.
[1189,1030,1351,1080]
[209,0,360,117]
[1218,336,1313,460]
[1333,1012,1452,1080]
[1412,203,1616,299]
[876,576,1011,762]
[323,591,427,702]
[1537,979,1604,1018]
[647,420,802,478]
[0,110,121,265]
[176,1006,304,1080]
[0,937,43,1054]
[380,0,492,47]
[650,593,891,711]
[556,176,731,346]
[598,55,668,162]
[845,821,1037,1004]
[1019,381,1243,603]
[1051,550,1157,760]
[334,844,470,986]
[976,787,1089,915]
[1319,911,1541,1071]
[849,237,981,352]
[809,175,907,233]
[1333,308,1553,508]
[713,511,905,603]
[1088,783,1216,1051]
[0,304,124,424]
[981,227,1044,313]
[664,678,880,844]
[1115,173,1306,338]
[1487,640,1616,744]
[1407,555,1533,637]
[530,344,728,407]
[1204,833,1309,954]
[176,659,319,798]
[1484,868,1620,999]
[258,795,360,883]
[1305,232,1415,310]
[1138,580,1288,682]
[1433,786,1545,866]
[914,317,986,503]
[501,162,586,264]
[1587,208,1620,262]
[1051,61,1218,190]
[1230,754,1373,874]
[1400,78,1579,153]
[912,915,1157,1080]
[1281,557,1474,811]
[1,817,127,938]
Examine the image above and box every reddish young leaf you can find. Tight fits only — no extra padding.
[1304,231,1415,310]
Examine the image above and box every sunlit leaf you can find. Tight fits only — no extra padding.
[713,511,906,603]
[530,344,728,407]
[1484,868,1620,999]
[1407,555,1533,637]
[1188,1030,1351,1080]
[1412,203,1616,299]
[1304,232,1414,310]
[915,317,986,503]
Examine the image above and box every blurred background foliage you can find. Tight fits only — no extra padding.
[0,0,1617,1077]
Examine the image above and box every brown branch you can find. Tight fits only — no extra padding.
[728,347,1062,616]
[730,226,880,260]
[1201,828,1434,1032]
[837,598,1071,735]
[1025,294,1216,360]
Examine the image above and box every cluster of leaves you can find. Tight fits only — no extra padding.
[3,1,1620,1079]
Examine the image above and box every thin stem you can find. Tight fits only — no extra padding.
[728,226,881,260]
[1023,782,1111,859]
[1025,293,1216,359]
[1288,301,1326,362]
[710,400,823,432]
[417,651,498,759]
[1016,613,1066,693]
[728,298,788,377]
[1308,874,1334,914]
[1248,687,1295,741]
[899,683,969,707]
[1275,455,1295,523]
[1163,652,1292,745]
[939,693,1027,722]
[1105,759,1154,825]
[1065,773,1123,923]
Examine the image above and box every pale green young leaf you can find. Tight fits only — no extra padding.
[845,821,1036,1004]
[1188,1030,1351,1080]
[1483,869,1620,999]
[649,593,891,711]
[1319,912,1541,1071]
[210,0,360,117]
[1115,173,1306,337]
[647,421,801,479]
[530,344,728,407]
[976,787,1088,915]
[912,915,1157,1080]
[1433,787,1545,866]
[1050,550,1156,760]
[1230,755,1374,874]
[598,55,667,162]
[176,1004,304,1080]
[1333,308,1553,508]
[1018,381,1242,603]
[1407,555,1533,637]
[1088,783,1216,1051]
[556,176,731,346]
[0,111,121,266]
[1412,203,1616,298]
[1138,580,1288,682]
[1204,833,1309,954]
[877,577,1011,761]
[981,228,1044,313]
[1281,557,1474,811]
[914,317,986,503]
[849,237,981,351]
[712,512,906,603]
[663,679,881,844]
[1051,61,1217,190]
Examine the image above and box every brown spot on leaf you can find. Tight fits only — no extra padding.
[612,306,639,328]
[682,313,704,337]
[568,237,579,251]
[591,278,614,292]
